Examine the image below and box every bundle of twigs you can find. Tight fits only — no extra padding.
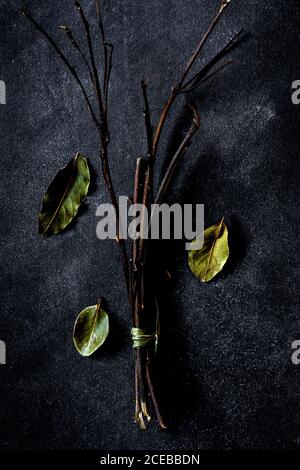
[24,0,241,429]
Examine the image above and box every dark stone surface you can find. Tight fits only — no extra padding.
[0,0,299,450]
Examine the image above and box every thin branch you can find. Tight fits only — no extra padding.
[59,25,93,77]
[152,0,231,158]
[75,1,105,121]
[146,356,166,429]
[141,80,154,163]
[26,0,239,431]
[135,345,146,429]
[154,106,200,207]
[141,80,154,232]
[22,10,99,128]
[180,29,243,93]
[139,82,155,301]
[59,25,98,98]
[95,0,112,110]
[75,1,130,298]
[104,44,113,114]
[181,59,233,94]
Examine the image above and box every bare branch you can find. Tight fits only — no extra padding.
[75,1,105,120]
[132,158,142,273]
[59,25,95,88]
[152,0,231,158]
[104,44,113,113]
[180,29,243,93]
[22,10,99,128]
[180,59,234,94]
[95,0,106,44]
[146,356,167,429]
[95,0,113,111]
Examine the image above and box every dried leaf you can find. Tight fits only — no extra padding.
[73,302,109,357]
[38,153,90,237]
[188,217,229,282]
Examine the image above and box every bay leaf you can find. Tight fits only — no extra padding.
[73,302,109,357]
[38,153,90,237]
[188,217,229,282]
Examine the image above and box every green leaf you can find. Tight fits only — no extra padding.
[38,153,90,237]
[188,217,229,282]
[73,302,109,357]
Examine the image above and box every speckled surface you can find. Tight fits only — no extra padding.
[0,0,299,450]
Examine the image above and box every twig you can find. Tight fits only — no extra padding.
[26,0,239,431]
[75,1,105,120]
[180,29,243,93]
[141,81,154,164]
[75,1,130,298]
[24,4,131,300]
[146,355,167,429]
[132,158,142,274]
[95,0,113,112]
[154,105,200,206]
[130,82,168,428]
[181,60,233,94]
[104,44,113,114]
[59,25,94,80]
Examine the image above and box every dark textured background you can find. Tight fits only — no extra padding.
[0,0,299,450]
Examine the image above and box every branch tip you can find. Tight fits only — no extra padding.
[220,0,231,13]
[59,25,69,32]
[188,104,200,128]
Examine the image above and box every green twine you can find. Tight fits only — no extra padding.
[131,328,156,349]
